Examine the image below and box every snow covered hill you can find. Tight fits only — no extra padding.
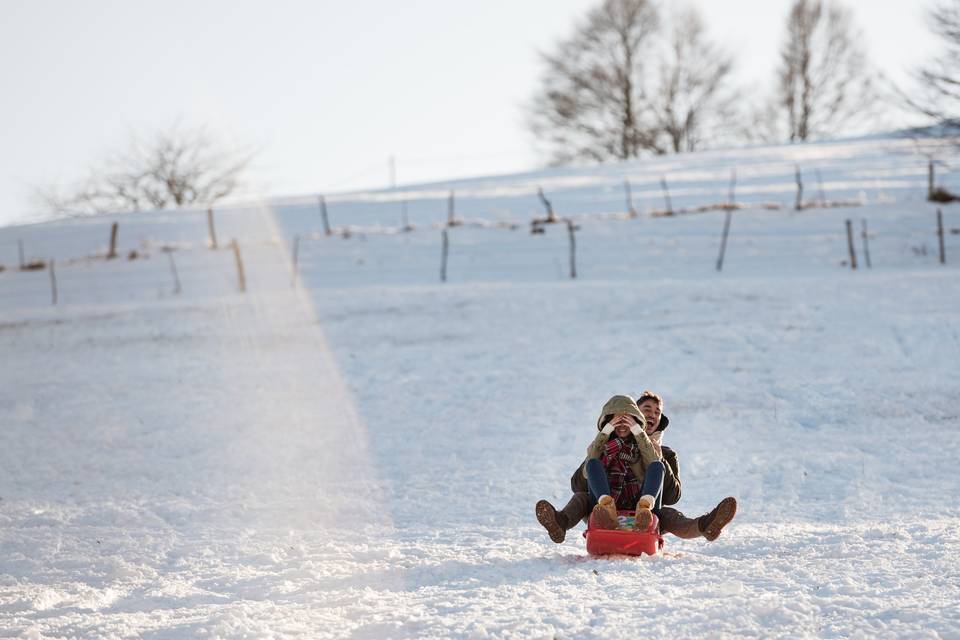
[1,137,959,638]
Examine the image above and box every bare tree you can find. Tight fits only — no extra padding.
[649,8,737,152]
[528,0,661,164]
[777,0,877,142]
[37,124,254,217]
[736,95,787,144]
[911,0,960,128]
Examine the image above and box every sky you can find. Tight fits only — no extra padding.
[0,0,941,227]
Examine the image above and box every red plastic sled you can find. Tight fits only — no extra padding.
[583,510,664,556]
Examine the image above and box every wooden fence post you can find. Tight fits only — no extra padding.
[624,179,637,218]
[166,250,182,295]
[566,219,577,279]
[795,166,804,211]
[845,219,857,270]
[716,209,733,272]
[728,168,737,209]
[18,239,24,269]
[660,176,673,215]
[231,239,246,292]
[447,190,456,226]
[320,195,332,236]
[49,259,57,305]
[207,208,218,249]
[861,219,872,269]
[928,160,935,200]
[537,187,556,223]
[938,208,946,265]
[107,222,119,259]
[440,229,449,282]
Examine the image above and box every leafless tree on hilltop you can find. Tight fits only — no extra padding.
[528,0,662,164]
[777,0,878,142]
[36,124,254,218]
[529,0,745,164]
[649,8,738,153]
[910,0,960,133]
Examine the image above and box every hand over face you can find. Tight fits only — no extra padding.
[610,413,636,439]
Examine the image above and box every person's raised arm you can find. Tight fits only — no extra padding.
[629,421,661,467]
[587,422,615,459]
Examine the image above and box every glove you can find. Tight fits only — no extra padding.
[601,422,615,435]
[629,421,646,437]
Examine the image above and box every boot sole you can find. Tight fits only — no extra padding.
[591,504,620,530]
[703,497,737,541]
[633,509,653,531]
[535,500,566,543]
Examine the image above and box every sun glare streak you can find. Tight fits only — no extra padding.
[250,200,394,534]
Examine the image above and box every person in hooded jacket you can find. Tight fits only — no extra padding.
[535,391,736,544]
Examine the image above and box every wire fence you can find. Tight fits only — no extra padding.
[1,152,958,309]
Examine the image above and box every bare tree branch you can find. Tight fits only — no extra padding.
[528,0,662,164]
[908,0,960,131]
[35,124,254,218]
[776,0,879,142]
[648,8,738,153]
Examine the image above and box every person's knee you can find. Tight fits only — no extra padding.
[586,458,604,473]
[585,458,609,498]
[648,460,665,477]
[585,458,606,482]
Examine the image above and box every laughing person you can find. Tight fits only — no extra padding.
[535,391,737,544]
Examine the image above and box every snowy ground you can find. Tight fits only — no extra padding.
[2,137,959,638]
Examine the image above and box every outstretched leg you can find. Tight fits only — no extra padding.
[657,507,701,539]
[659,497,737,541]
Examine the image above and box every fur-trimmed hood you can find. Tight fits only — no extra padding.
[595,394,671,435]
[595,395,645,430]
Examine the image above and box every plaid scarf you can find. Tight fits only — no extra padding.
[601,436,641,510]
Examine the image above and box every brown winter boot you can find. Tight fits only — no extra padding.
[536,500,566,543]
[657,507,702,539]
[633,496,655,531]
[698,497,737,541]
[536,493,591,543]
[591,495,620,530]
